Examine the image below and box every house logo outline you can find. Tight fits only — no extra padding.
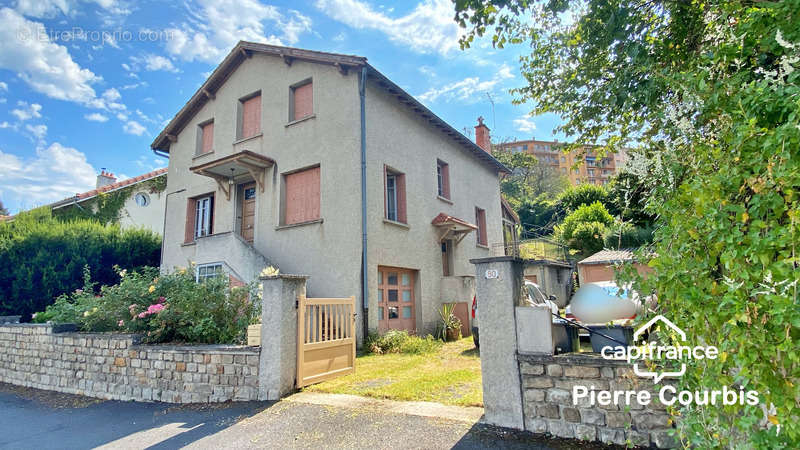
[632,315,687,383]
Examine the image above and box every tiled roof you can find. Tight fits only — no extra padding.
[431,213,478,229]
[75,168,167,200]
[578,249,637,265]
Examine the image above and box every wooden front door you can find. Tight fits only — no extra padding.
[240,183,256,243]
[377,267,416,333]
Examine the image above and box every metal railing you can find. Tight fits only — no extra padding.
[491,237,570,262]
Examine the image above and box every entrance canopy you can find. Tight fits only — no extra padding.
[431,213,477,244]
[189,150,275,200]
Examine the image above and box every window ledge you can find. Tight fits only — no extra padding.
[233,133,263,145]
[181,241,197,247]
[285,114,316,127]
[275,218,323,230]
[477,243,490,250]
[192,151,215,160]
[383,219,410,229]
[436,195,453,205]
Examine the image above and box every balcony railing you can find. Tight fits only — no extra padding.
[491,237,570,262]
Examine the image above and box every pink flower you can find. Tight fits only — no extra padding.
[118,320,124,327]
[137,312,147,319]
[147,303,165,314]
[157,296,166,304]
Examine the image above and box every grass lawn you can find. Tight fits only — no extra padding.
[304,336,482,407]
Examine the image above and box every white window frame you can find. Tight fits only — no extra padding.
[386,173,398,221]
[196,263,223,282]
[194,195,213,239]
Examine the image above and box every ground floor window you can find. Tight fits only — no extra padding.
[196,263,223,282]
[377,266,416,333]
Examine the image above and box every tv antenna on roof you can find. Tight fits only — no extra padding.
[485,92,496,130]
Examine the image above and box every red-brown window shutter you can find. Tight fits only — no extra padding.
[200,122,214,154]
[441,163,450,199]
[476,207,487,246]
[397,173,407,223]
[241,95,261,139]
[184,198,197,243]
[293,82,313,121]
[284,166,321,225]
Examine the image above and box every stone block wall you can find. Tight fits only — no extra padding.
[519,353,677,448]
[0,324,260,403]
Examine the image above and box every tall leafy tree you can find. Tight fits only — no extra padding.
[0,199,8,216]
[455,0,800,446]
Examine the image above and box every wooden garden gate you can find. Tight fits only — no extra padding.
[296,295,356,388]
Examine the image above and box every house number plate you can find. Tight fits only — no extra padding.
[485,269,499,279]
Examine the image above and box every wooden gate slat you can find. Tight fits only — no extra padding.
[297,295,356,388]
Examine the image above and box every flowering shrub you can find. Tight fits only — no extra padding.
[33,266,259,344]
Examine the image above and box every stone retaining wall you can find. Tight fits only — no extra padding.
[0,324,260,403]
[518,353,676,448]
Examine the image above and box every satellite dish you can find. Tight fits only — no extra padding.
[570,282,641,324]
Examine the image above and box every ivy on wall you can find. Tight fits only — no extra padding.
[53,176,167,225]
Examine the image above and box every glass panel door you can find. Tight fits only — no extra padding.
[377,266,416,333]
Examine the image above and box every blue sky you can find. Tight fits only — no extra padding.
[0,0,565,214]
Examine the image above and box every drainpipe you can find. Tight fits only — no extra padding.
[152,148,170,159]
[359,66,369,337]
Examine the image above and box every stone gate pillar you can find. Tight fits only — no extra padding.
[258,274,308,400]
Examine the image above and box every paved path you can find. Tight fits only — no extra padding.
[0,383,613,449]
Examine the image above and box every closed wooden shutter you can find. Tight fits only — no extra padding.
[184,197,197,243]
[293,82,313,121]
[241,95,261,139]
[200,122,214,154]
[476,207,487,246]
[441,163,450,199]
[284,166,320,224]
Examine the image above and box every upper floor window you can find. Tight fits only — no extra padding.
[475,207,487,247]
[290,79,313,121]
[197,119,214,155]
[238,92,261,140]
[282,165,321,225]
[385,166,406,223]
[436,160,450,199]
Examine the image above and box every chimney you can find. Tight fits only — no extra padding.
[96,168,117,189]
[474,116,491,154]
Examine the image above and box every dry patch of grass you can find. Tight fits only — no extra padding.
[305,337,482,407]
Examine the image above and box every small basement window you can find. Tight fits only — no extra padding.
[196,263,223,282]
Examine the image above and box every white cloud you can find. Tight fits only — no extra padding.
[513,115,537,133]
[123,120,146,136]
[102,87,121,101]
[315,0,462,55]
[11,101,42,121]
[25,123,47,140]
[84,112,109,122]
[418,63,515,104]
[129,54,179,73]
[0,8,100,105]
[0,81,6,91]
[14,0,129,19]
[163,0,313,63]
[0,142,97,211]
[0,121,14,129]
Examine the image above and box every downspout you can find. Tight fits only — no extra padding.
[153,148,170,159]
[151,146,172,268]
[359,66,369,337]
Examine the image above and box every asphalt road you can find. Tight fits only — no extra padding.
[0,383,615,449]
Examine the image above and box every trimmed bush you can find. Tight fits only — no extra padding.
[603,223,654,249]
[557,184,611,213]
[0,208,160,319]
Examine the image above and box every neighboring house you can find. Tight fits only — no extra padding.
[49,169,167,234]
[150,42,508,341]
[577,248,652,285]
[496,139,628,186]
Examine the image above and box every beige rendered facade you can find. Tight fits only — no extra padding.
[152,42,507,342]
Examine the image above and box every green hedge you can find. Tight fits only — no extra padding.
[0,208,160,319]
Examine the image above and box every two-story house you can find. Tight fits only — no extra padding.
[150,42,508,342]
